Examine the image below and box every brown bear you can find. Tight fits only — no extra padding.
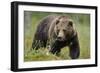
[32,15,80,59]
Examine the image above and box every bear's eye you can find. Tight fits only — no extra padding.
[56,20,59,25]
[63,29,67,33]
[63,29,66,32]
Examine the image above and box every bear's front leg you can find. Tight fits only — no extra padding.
[49,40,67,56]
[49,40,61,55]
[69,34,80,59]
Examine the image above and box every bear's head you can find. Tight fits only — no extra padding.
[54,16,75,41]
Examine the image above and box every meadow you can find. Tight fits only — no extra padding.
[24,11,90,61]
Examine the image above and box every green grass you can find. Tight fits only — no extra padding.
[24,11,90,62]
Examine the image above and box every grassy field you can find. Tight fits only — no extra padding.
[24,11,90,62]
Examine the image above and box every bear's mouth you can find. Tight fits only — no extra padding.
[56,38,66,42]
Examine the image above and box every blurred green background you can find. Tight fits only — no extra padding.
[24,11,90,62]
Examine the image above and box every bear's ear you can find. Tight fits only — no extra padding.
[68,21,73,27]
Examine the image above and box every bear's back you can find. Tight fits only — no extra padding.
[37,15,58,32]
[35,15,58,40]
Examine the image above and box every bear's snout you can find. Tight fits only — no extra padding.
[57,30,65,41]
[57,37,64,41]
